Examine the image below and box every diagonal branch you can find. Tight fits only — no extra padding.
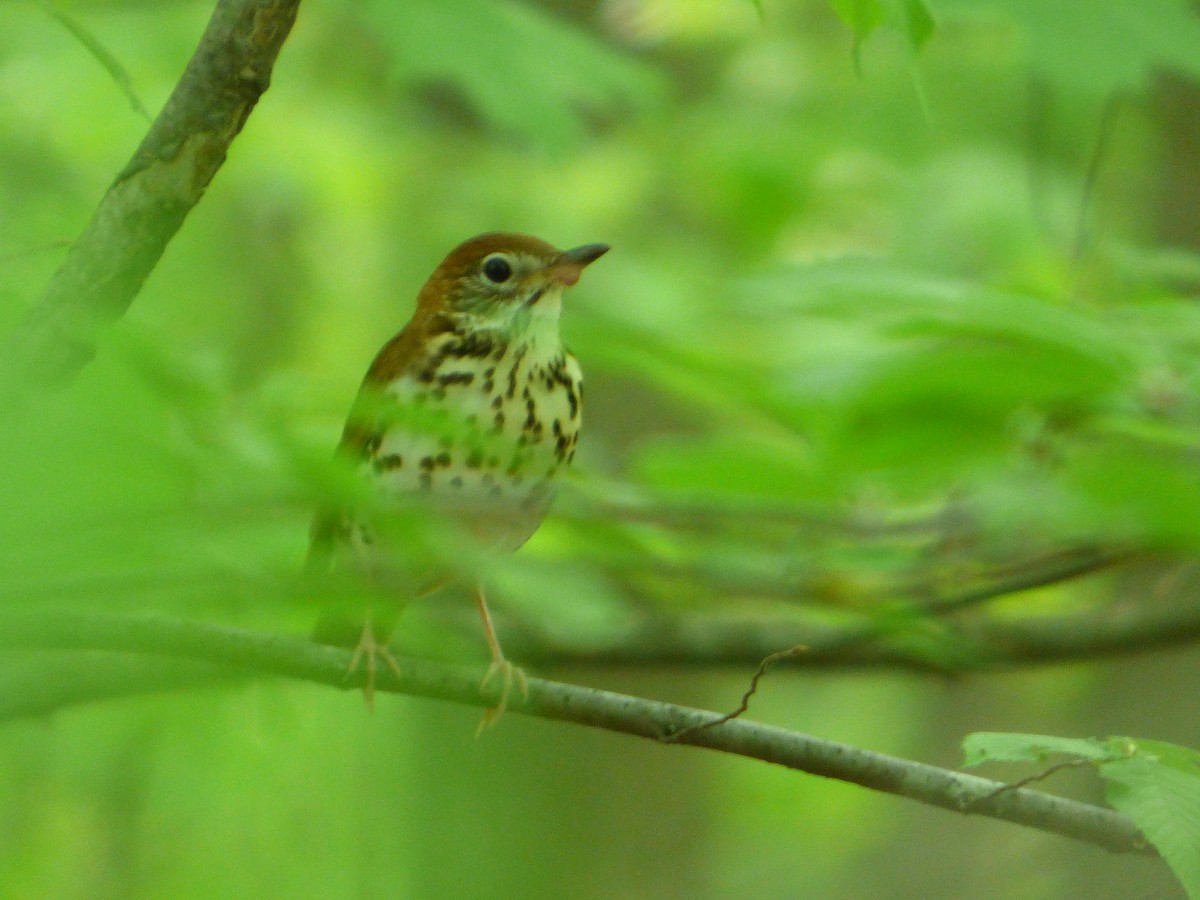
[0,608,1155,859]
[3,0,301,392]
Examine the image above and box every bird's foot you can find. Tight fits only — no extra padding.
[476,655,529,735]
[346,622,402,711]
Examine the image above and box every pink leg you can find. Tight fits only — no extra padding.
[474,585,528,732]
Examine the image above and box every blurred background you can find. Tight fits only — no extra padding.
[2,0,1200,896]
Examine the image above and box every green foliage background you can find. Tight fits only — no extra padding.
[2,0,1200,896]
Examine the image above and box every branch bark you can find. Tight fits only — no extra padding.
[3,0,301,392]
[0,608,1156,860]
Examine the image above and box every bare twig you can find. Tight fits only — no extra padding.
[660,644,807,742]
[0,609,1157,858]
[3,0,301,392]
[973,757,1108,809]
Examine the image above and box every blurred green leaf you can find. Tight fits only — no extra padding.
[897,0,936,51]
[745,261,1131,368]
[830,0,883,72]
[829,0,936,61]
[358,0,662,151]
[929,0,1200,97]
[491,556,630,645]
[1062,443,1200,548]
[742,261,1133,493]
[830,0,885,43]
[633,435,817,503]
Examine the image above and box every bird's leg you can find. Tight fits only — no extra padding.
[346,614,402,711]
[474,585,528,732]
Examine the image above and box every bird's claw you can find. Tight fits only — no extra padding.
[476,656,529,735]
[346,623,402,711]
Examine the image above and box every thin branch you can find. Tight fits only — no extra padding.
[3,0,301,392]
[1071,92,1122,271]
[917,545,1133,615]
[37,2,152,120]
[0,609,1155,858]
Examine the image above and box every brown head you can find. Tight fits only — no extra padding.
[364,233,607,386]
[415,232,609,334]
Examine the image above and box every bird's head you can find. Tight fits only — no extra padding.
[418,232,609,337]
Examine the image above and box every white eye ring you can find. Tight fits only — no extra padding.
[482,254,514,284]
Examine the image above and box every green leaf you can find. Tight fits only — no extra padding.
[962,734,1200,897]
[962,732,1114,767]
[1102,740,1200,899]
[359,0,662,151]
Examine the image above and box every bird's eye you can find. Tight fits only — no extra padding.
[482,255,513,284]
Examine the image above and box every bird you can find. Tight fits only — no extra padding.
[308,232,609,725]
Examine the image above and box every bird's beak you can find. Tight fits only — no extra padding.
[547,243,610,287]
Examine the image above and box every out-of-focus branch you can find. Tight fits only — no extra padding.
[602,542,1132,607]
[0,609,1155,858]
[499,597,1200,672]
[915,545,1134,614]
[3,0,301,392]
[0,654,244,719]
[499,546,1194,672]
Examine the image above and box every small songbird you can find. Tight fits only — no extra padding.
[308,232,609,723]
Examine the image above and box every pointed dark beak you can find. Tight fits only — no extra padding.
[549,243,610,286]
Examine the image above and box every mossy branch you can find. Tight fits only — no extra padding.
[3,0,301,392]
